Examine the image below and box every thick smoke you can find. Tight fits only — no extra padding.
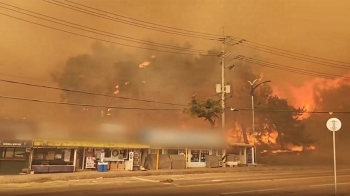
[48,42,221,136]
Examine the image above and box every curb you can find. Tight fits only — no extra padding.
[0,166,338,184]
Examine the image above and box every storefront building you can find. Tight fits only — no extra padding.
[31,140,149,173]
[226,142,255,165]
[0,139,33,175]
[157,148,224,168]
[139,128,227,169]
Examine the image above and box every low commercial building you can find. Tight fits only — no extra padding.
[31,140,149,173]
[0,139,33,175]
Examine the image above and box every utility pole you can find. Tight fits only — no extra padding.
[217,28,231,167]
[221,28,226,131]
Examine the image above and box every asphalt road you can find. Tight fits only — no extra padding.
[1,168,350,196]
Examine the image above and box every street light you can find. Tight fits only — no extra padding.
[248,79,271,166]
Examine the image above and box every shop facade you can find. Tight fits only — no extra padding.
[31,140,149,173]
[226,142,255,165]
[0,139,33,175]
[160,148,224,168]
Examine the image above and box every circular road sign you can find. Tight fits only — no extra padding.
[326,118,342,132]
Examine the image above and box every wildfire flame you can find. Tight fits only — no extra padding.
[139,61,150,68]
[271,75,350,119]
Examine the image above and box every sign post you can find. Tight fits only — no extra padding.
[326,118,341,196]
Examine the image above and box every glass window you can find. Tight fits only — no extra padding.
[168,149,178,155]
[191,150,200,162]
[4,148,14,158]
[14,148,25,158]
[1,148,25,159]
[200,150,209,162]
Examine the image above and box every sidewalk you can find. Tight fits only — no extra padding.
[0,165,342,184]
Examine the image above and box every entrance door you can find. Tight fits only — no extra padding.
[246,147,254,165]
[75,148,84,170]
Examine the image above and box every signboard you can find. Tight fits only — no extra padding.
[326,117,342,196]
[63,150,71,162]
[33,140,149,148]
[246,148,253,164]
[125,151,134,171]
[327,118,341,132]
[85,157,95,169]
[0,139,33,147]
[132,150,141,167]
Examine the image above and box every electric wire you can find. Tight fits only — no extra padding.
[43,0,221,41]
[0,2,218,55]
[0,78,187,107]
[0,12,216,56]
[229,37,350,65]
[239,56,350,80]
[64,0,222,38]
[243,39,350,65]
[236,42,350,70]
[0,95,182,111]
[226,107,350,114]
[40,0,350,64]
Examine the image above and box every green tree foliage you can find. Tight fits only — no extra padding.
[183,96,223,129]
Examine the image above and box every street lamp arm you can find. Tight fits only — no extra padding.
[252,80,272,92]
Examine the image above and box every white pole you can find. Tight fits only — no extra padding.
[82,148,86,170]
[251,94,257,165]
[73,148,78,172]
[332,122,337,196]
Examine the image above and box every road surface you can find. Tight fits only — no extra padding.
[1,168,350,196]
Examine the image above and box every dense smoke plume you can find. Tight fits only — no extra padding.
[49,42,221,134]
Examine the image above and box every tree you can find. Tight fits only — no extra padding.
[256,95,314,150]
[183,96,223,129]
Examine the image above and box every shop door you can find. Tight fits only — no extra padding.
[246,148,253,164]
[75,148,84,170]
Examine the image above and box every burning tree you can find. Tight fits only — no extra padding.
[183,96,223,129]
[256,95,315,151]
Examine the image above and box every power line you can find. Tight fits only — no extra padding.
[43,0,350,64]
[229,37,350,65]
[0,12,216,57]
[234,42,350,70]
[0,2,218,55]
[238,56,350,80]
[0,78,187,107]
[44,0,221,41]
[64,0,222,38]
[227,107,350,114]
[0,94,182,111]
[242,59,336,79]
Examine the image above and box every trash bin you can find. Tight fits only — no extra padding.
[103,162,108,172]
[97,162,104,172]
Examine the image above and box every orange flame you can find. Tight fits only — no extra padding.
[272,75,350,119]
[139,61,150,68]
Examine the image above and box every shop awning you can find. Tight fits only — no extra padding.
[227,142,254,147]
[33,140,149,149]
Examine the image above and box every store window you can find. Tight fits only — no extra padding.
[1,147,25,159]
[200,150,209,162]
[168,149,179,155]
[190,150,200,162]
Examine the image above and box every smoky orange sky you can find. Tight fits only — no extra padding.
[1,0,350,132]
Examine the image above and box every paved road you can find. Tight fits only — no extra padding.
[1,168,350,196]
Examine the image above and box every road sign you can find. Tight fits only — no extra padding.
[326,117,341,196]
[326,118,341,131]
